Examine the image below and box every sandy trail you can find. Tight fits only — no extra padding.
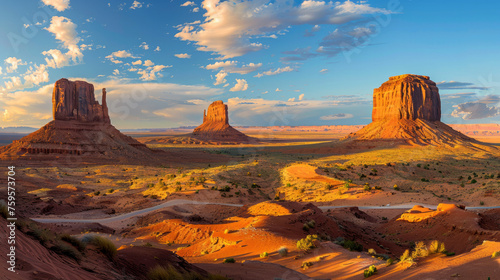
[31,199,500,225]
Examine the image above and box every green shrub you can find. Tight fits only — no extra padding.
[297,235,318,252]
[59,234,86,252]
[26,223,53,245]
[343,240,363,252]
[363,265,377,278]
[82,235,117,260]
[386,258,394,266]
[471,179,477,184]
[278,247,288,257]
[94,191,100,196]
[50,242,82,261]
[393,185,400,191]
[492,251,500,258]
[301,261,313,269]
[222,258,235,263]
[259,252,268,258]
[428,240,446,254]
[148,265,182,280]
[364,184,371,192]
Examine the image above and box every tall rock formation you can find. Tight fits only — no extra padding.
[192,101,252,143]
[347,74,475,146]
[0,78,154,163]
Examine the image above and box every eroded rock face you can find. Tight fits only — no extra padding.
[52,78,110,123]
[192,101,252,143]
[372,74,441,122]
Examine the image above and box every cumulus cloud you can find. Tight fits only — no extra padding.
[254,66,294,78]
[175,0,390,59]
[288,97,295,102]
[275,88,282,92]
[304,24,320,37]
[437,81,489,90]
[130,1,143,9]
[320,68,328,73]
[137,64,172,81]
[139,42,149,50]
[132,60,142,65]
[4,57,24,73]
[42,0,70,12]
[155,46,161,51]
[229,79,248,92]
[298,93,304,101]
[0,66,2,75]
[451,95,500,119]
[193,7,199,12]
[105,50,137,64]
[214,70,227,86]
[205,61,262,74]
[44,16,83,66]
[175,53,191,59]
[143,60,154,67]
[320,113,353,120]
[181,1,196,6]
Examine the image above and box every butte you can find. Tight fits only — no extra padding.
[345,74,478,146]
[0,78,155,164]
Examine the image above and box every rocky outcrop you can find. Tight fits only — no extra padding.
[52,78,110,123]
[372,74,441,122]
[0,78,155,163]
[346,74,476,146]
[191,101,253,143]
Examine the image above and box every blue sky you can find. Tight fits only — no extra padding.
[0,0,499,129]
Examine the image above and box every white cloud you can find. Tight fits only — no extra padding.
[137,64,172,81]
[214,70,227,86]
[451,96,500,119]
[175,0,391,59]
[275,88,282,92]
[175,53,191,59]
[44,16,83,65]
[132,60,142,65]
[155,46,161,52]
[320,68,328,73]
[5,57,24,73]
[229,79,248,92]
[130,1,143,9]
[298,93,304,101]
[23,64,49,87]
[181,1,195,6]
[42,0,70,12]
[205,61,262,74]
[254,66,294,78]
[320,113,353,120]
[288,97,295,102]
[143,60,154,67]
[113,69,120,75]
[106,50,137,64]
[193,7,199,12]
[139,42,149,50]
[0,67,2,75]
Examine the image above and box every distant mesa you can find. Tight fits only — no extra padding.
[191,100,253,143]
[346,74,476,146]
[0,78,154,163]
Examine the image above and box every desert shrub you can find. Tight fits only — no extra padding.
[297,235,318,252]
[307,220,316,228]
[148,265,182,280]
[82,235,117,260]
[399,249,414,265]
[368,248,377,255]
[393,185,400,191]
[59,234,86,252]
[471,179,477,184]
[26,223,53,245]
[444,251,455,256]
[218,186,231,192]
[222,258,235,263]
[302,223,310,231]
[50,242,82,261]
[492,251,500,258]
[223,229,230,234]
[278,247,288,257]
[411,241,429,258]
[343,240,363,252]
[480,201,485,206]
[363,265,377,278]
[374,186,382,190]
[301,261,313,269]
[363,184,371,192]
[386,258,394,266]
[428,240,446,254]
[259,252,268,258]
[94,191,100,196]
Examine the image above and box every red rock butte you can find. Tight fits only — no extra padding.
[347,74,476,146]
[191,101,253,143]
[0,78,154,163]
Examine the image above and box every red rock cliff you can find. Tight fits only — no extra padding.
[372,74,441,122]
[52,78,110,123]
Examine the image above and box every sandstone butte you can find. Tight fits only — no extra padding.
[0,78,153,162]
[191,100,253,143]
[347,74,476,146]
